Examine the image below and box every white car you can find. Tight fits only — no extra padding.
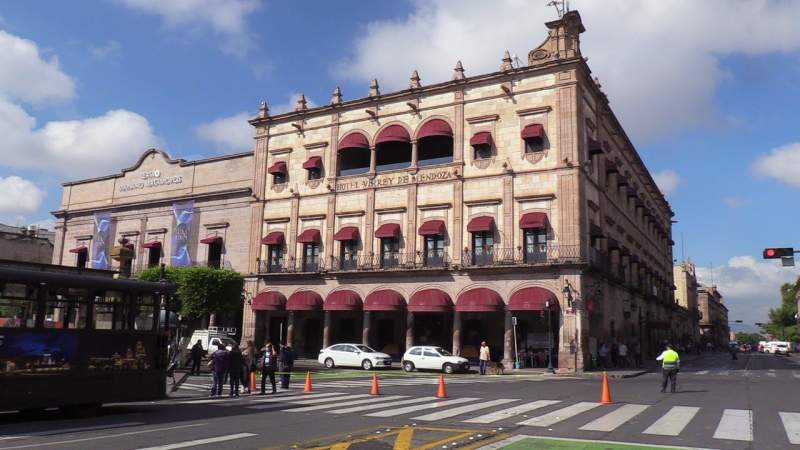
[318,344,393,370]
[770,342,791,355]
[402,346,470,374]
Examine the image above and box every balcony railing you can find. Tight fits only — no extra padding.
[461,245,581,268]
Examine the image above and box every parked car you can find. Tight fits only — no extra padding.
[318,344,392,370]
[402,346,470,374]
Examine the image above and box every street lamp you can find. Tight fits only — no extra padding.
[545,300,555,373]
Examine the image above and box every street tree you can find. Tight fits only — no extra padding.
[760,282,799,341]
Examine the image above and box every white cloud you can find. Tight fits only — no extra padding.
[195,112,253,153]
[0,29,76,104]
[336,1,800,142]
[0,176,45,215]
[652,170,680,196]
[752,142,800,188]
[696,256,800,324]
[722,196,748,208]
[117,0,261,57]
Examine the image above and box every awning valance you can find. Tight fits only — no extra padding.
[69,245,88,254]
[142,241,161,249]
[333,226,359,241]
[302,156,322,170]
[375,125,410,144]
[286,291,323,311]
[456,288,504,312]
[374,223,401,238]
[261,231,285,246]
[200,236,222,245]
[324,290,363,311]
[268,161,287,175]
[417,119,453,139]
[252,291,286,311]
[520,123,544,140]
[519,212,548,229]
[508,287,558,311]
[339,132,370,149]
[469,131,493,147]
[467,216,495,233]
[297,229,321,244]
[409,289,453,312]
[418,220,446,236]
[365,290,406,311]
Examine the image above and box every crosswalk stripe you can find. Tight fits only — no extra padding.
[247,392,343,404]
[780,412,800,444]
[134,433,256,450]
[643,406,700,436]
[517,402,600,427]
[279,394,371,406]
[464,400,561,424]
[411,398,518,421]
[283,395,408,412]
[716,370,729,376]
[696,370,709,375]
[328,396,439,414]
[713,409,753,441]
[365,398,479,417]
[579,404,649,432]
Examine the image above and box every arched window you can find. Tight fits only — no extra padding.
[375,125,411,172]
[417,119,453,166]
[337,132,370,176]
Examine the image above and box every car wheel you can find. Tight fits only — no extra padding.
[403,361,415,372]
[324,358,335,369]
[443,363,454,374]
[362,359,373,370]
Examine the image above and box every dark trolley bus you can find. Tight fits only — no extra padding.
[0,260,176,413]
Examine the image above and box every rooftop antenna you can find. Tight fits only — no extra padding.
[511,54,523,69]
[681,231,685,264]
[546,0,569,18]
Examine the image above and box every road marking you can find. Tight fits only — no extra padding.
[643,406,700,436]
[713,409,753,441]
[0,422,144,441]
[134,432,256,450]
[695,370,709,375]
[464,400,562,424]
[579,404,649,432]
[716,370,729,376]
[365,398,479,417]
[792,371,800,379]
[780,412,800,444]
[517,402,600,427]
[411,398,518,421]
[0,423,206,450]
[482,435,722,450]
[284,395,408,412]
[248,394,369,409]
[247,392,344,404]
[328,396,439,414]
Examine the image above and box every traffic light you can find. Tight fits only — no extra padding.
[763,248,794,259]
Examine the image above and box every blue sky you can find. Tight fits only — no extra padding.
[1,0,800,326]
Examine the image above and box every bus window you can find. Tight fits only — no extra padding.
[0,283,37,328]
[134,294,156,331]
[93,291,128,330]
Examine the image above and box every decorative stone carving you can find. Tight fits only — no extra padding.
[409,70,421,89]
[331,87,342,106]
[295,94,308,112]
[306,179,322,189]
[369,79,380,97]
[271,183,287,193]
[523,150,547,165]
[500,49,513,71]
[472,158,494,170]
[452,61,465,81]
[527,10,585,66]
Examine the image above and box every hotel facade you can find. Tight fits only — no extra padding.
[52,11,678,371]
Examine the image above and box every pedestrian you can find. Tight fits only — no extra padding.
[279,345,295,389]
[656,343,680,393]
[190,339,205,376]
[632,341,642,368]
[208,345,229,397]
[261,342,278,394]
[478,341,490,375]
[618,341,629,368]
[228,346,244,397]
[242,340,256,394]
[598,342,609,369]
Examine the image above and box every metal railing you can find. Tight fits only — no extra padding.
[461,244,581,267]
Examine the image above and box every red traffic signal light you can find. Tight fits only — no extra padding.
[763,248,794,259]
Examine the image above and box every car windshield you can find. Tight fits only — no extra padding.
[435,348,452,356]
[354,345,375,352]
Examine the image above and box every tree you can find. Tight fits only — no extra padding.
[760,282,799,341]
[138,266,244,321]
[734,332,763,346]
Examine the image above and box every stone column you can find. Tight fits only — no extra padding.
[322,311,332,349]
[452,311,462,356]
[405,311,415,350]
[369,146,377,175]
[363,311,372,346]
[410,140,418,170]
[286,311,295,347]
[503,310,514,366]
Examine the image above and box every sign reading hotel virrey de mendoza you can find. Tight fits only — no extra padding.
[334,167,456,192]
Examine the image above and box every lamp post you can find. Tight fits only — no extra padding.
[545,300,554,373]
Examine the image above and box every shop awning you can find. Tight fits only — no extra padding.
[297,229,321,244]
[69,245,88,254]
[142,241,162,249]
[200,236,222,245]
[467,216,495,233]
[261,231,285,246]
[286,291,323,311]
[252,291,286,311]
[417,119,453,139]
[456,288,504,312]
[588,138,604,155]
[374,223,401,238]
[409,289,453,312]
[520,123,544,140]
[418,220,446,236]
[268,161,287,174]
[519,212,548,229]
[365,290,406,311]
[590,223,604,238]
[325,290,363,311]
[375,125,410,144]
[333,226,359,241]
[469,131,493,147]
[508,287,558,311]
[339,132,370,150]
[302,156,322,170]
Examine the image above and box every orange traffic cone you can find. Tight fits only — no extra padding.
[370,373,380,396]
[249,371,257,393]
[303,370,313,393]
[436,374,448,398]
[600,371,612,404]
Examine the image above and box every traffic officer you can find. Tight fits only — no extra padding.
[656,343,680,393]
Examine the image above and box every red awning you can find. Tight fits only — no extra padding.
[519,212,548,229]
[302,156,322,170]
[324,290,363,311]
[374,223,401,238]
[364,290,406,311]
[375,125,410,144]
[339,132,370,149]
[286,291,323,311]
[508,287,558,311]
[418,220,446,236]
[297,229,321,244]
[200,236,222,245]
[456,288,504,312]
[268,161,287,174]
[417,119,453,139]
[261,231,285,245]
[252,291,286,311]
[520,123,544,140]
[587,138,604,155]
[142,241,161,249]
[409,289,453,312]
[467,216,495,232]
[69,245,88,254]
[333,226,359,241]
[469,131,493,147]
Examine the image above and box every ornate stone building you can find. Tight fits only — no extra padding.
[673,261,701,347]
[698,285,729,349]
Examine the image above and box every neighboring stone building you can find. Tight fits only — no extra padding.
[0,223,55,264]
[697,285,729,348]
[673,260,701,346]
[242,10,676,371]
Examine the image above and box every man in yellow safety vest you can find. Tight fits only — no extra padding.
[656,344,680,393]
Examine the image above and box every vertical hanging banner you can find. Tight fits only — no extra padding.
[171,201,194,267]
[91,212,112,269]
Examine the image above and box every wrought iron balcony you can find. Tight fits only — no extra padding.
[461,244,581,268]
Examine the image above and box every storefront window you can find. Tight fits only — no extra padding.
[424,235,444,267]
[303,243,320,272]
[340,240,358,270]
[471,232,494,265]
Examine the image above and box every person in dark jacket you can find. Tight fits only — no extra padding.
[279,345,295,389]
[260,342,277,395]
[228,346,244,396]
[190,340,205,375]
[209,347,229,397]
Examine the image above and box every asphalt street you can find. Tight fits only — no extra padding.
[0,352,798,450]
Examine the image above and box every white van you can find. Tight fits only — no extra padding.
[186,328,239,354]
[768,341,791,356]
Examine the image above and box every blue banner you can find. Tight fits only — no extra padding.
[91,212,112,269]
[170,201,194,266]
